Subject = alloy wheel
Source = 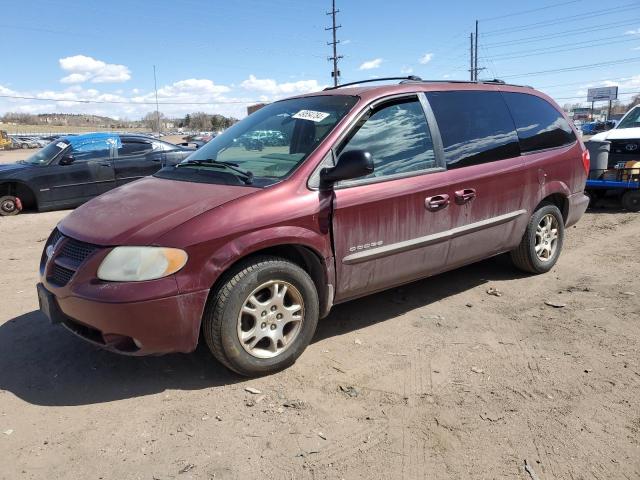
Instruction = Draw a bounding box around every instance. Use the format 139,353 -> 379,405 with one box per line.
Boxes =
535,213 -> 559,262
237,280 -> 304,359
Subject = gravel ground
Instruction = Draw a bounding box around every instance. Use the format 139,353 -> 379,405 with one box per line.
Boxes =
0,148 -> 639,480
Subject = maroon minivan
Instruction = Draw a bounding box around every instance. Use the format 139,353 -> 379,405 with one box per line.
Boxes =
37,78 -> 590,376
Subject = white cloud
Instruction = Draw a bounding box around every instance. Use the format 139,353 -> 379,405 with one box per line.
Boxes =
0,74 -> 327,120
59,55 -> 131,84
400,66 -> 413,74
0,84 -> 18,96
419,53 -> 434,65
239,75 -> 323,96
625,28 -> 640,35
359,58 -> 383,70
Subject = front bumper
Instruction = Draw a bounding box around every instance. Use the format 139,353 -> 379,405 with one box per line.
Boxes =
38,282 -> 209,355
566,191 -> 590,228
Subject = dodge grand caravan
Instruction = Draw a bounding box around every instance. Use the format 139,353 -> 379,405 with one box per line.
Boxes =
37,77 -> 590,376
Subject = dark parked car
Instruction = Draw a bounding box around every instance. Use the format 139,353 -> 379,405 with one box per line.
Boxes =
38,78 -> 589,376
581,121 -> 615,135
0,133 -> 194,215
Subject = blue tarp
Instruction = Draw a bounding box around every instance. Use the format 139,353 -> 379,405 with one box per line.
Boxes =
63,132 -> 121,152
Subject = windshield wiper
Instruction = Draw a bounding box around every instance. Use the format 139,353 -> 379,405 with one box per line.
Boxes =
177,159 -> 254,184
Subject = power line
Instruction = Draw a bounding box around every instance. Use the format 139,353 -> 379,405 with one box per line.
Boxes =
487,35 -> 640,61
479,0 -> 582,22
484,2 -> 640,36
501,57 -> 640,78
325,0 -> 343,87
538,75 -> 640,89
484,17 -> 640,48
0,94 -> 263,105
552,90 -> 640,100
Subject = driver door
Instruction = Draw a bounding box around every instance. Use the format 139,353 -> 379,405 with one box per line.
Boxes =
330,95 -> 452,302
41,143 -> 115,206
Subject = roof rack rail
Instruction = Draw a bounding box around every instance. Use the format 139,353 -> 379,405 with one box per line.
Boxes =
323,76 -> 423,90
324,77 -> 531,90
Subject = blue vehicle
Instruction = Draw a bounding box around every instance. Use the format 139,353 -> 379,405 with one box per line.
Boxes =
582,121 -> 615,135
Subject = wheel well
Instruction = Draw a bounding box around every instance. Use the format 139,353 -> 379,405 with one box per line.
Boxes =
538,193 -> 568,224
0,182 -> 37,210
211,244 -> 330,316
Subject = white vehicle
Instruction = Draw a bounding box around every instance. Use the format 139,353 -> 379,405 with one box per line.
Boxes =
589,105 -> 640,168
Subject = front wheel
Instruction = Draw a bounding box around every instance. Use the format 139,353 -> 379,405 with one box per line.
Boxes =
510,204 -> 564,274
0,195 -> 21,216
202,256 -> 319,376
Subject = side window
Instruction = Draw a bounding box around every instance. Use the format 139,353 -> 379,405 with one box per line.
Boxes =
502,92 -> 576,152
70,139 -> 112,162
340,98 -> 436,179
118,141 -> 154,156
426,91 -> 520,169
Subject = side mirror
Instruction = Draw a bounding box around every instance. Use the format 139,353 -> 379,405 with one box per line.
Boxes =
320,149 -> 374,189
59,153 -> 75,166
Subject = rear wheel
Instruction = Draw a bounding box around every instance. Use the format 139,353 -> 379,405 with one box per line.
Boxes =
621,190 -> 640,212
21,143 -> 28,149
202,256 -> 319,376
0,195 -> 21,216
510,204 -> 564,274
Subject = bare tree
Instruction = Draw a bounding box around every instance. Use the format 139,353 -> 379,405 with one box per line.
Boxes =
143,111 -> 166,131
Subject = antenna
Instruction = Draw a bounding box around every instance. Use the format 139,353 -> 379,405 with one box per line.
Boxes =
325,0 -> 343,87
153,65 -> 161,133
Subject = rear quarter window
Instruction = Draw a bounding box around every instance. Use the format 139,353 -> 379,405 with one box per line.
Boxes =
502,92 -> 576,153
425,90 -> 520,169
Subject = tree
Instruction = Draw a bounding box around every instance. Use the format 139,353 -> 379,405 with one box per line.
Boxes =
142,111 -> 166,132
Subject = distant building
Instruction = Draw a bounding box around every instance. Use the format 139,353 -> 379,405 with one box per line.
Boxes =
247,103 -> 267,115
571,107 -> 591,121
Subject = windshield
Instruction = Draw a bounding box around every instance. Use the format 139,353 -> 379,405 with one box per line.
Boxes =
23,140 -> 69,165
172,95 -> 358,185
617,106 -> 640,129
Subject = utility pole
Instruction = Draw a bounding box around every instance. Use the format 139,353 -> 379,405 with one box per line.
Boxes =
470,20 -> 485,81
153,65 -> 160,133
469,33 -> 474,81
325,0 -> 343,87
474,20 -> 479,81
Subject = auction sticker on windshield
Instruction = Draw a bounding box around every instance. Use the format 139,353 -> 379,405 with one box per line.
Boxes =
56,142 -> 68,149
292,110 -> 330,122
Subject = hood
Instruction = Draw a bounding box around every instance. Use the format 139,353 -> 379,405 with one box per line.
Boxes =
590,126 -> 640,142
0,162 -> 29,174
59,176 -> 259,246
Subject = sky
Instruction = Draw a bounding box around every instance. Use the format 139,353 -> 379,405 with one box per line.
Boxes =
1,0 -> 640,120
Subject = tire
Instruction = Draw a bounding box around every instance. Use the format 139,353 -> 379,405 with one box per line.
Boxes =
202,255 -> 319,376
621,190 -> 640,212
510,203 -> 564,274
0,195 -> 21,216
21,143 -> 28,149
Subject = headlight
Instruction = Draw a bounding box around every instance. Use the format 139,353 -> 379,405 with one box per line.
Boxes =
97,247 -> 188,282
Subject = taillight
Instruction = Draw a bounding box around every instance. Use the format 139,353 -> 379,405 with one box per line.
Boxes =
581,148 -> 590,175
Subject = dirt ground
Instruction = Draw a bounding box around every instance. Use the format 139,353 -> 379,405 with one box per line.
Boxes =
0,147 -> 639,479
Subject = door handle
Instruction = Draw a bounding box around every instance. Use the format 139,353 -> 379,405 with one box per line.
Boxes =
454,188 -> 476,204
425,194 -> 450,211
99,162 -> 111,167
